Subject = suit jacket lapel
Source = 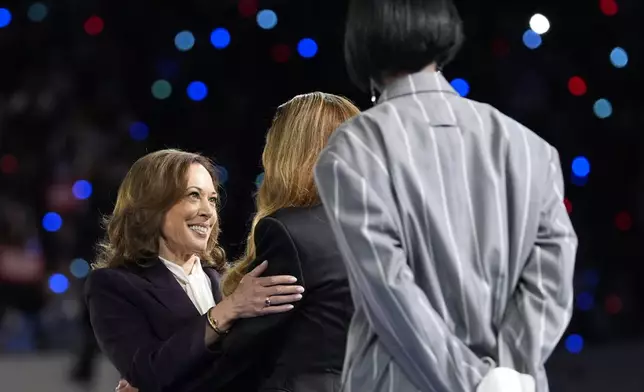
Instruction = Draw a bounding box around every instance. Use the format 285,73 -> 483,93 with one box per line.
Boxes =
132,258 -> 199,319
204,267 -> 223,303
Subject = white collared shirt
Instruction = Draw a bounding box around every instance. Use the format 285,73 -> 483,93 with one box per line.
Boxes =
159,255 -> 215,315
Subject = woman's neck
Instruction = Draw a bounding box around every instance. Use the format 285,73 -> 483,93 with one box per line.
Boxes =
158,241 -> 196,274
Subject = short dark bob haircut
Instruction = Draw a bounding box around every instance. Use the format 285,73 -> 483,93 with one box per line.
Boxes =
344,0 -> 464,92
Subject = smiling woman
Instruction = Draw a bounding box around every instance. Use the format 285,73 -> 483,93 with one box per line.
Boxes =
85,149 -> 304,392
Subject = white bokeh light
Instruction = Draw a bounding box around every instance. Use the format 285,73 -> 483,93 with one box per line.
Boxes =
529,13 -> 550,35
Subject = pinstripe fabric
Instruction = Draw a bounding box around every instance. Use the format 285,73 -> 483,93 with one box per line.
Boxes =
313,71 -> 578,392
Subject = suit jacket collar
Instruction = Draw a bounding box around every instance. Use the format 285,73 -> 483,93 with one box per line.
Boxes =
128,258 -> 223,318
378,70 -> 458,104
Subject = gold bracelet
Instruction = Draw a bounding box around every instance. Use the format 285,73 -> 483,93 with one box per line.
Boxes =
207,308 -> 230,335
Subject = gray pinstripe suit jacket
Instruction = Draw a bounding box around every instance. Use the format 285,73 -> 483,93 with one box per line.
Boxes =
314,71 -> 578,392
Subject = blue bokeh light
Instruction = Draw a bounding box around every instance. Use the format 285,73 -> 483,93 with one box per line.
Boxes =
0,8 -> 12,28
215,165 -> 229,184
450,78 -> 470,97
255,172 -> 265,188
572,156 -> 590,178
72,180 -> 93,200
257,9 -> 278,30
297,38 -> 318,58
187,81 -> 208,101
70,258 -> 90,279
593,98 -> 613,119
48,273 -> 69,294
210,28 -> 231,49
129,121 -> 149,141
576,292 -> 595,311
610,47 -> 628,68
565,334 -> 584,354
42,212 -> 62,232
174,31 -> 195,51
581,269 -> 600,288
27,3 -> 47,22
522,29 -> 542,50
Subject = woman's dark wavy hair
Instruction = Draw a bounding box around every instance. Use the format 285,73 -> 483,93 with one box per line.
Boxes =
93,149 -> 226,273
344,0 -> 465,91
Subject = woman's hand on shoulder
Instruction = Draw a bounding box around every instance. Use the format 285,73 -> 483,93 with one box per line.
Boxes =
225,260 -> 304,319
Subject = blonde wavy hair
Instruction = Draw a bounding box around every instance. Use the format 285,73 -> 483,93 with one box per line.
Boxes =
93,149 -> 227,272
221,92 -> 360,296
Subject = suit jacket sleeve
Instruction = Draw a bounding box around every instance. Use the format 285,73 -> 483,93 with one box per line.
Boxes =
314,125 -> 490,392
205,216 -> 305,388
496,147 -> 577,386
85,269 -> 220,391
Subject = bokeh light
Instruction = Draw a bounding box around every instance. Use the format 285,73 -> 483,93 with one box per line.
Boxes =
27,3 -> 48,22
42,212 -> 63,232
129,121 -> 149,141
581,269 -> 600,288
609,47 -> 628,68
593,98 -> 612,119
174,31 -> 195,51
568,76 -> 587,96
563,197 -> 572,214
572,156 -> 590,177
529,14 -> 550,35
271,44 -> 291,63
0,8 -> 12,28
605,294 -> 623,314
70,258 -> 90,279
238,0 -> 258,18
450,78 -> 470,97
522,29 -> 542,50
0,154 -> 18,174
187,81 -> 208,101
48,273 -> 69,294
255,172 -> 265,188
615,211 -> 632,231
600,0 -> 618,16
297,38 -> 318,58
151,80 -> 172,100
565,334 -> 584,354
210,28 -> 231,49
84,15 -> 104,36
72,180 -> 93,200
215,165 -> 229,184
257,9 -> 278,30
576,292 -> 594,311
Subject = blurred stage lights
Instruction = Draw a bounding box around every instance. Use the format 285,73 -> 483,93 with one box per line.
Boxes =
297,38 -> 318,58
130,121 -> 149,141
255,172 -> 265,188
581,269 -> 600,288
529,14 -> 550,35
615,211 -> 632,231
0,154 -> 18,174
593,98 -> 612,119
84,15 -> 104,36
187,81 -> 208,101
72,180 -> 93,200
605,294 -> 623,314
152,80 -> 172,100
563,197 -> 572,214
271,44 -> 291,63
215,165 -> 229,184
257,9 -> 278,30
610,47 -> 628,68
175,30 -> 195,51
565,334 -> 583,354
600,0 -> 618,16
211,28 -> 231,49
522,30 -> 542,50
568,76 -> 587,96
238,0 -> 258,18
49,273 -> 69,294
70,258 -> 90,279
571,156 -> 590,178
450,78 -> 470,97
27,3 -> 48,22
42,212 -> 63,232
0,8 -> 12,28
576,292 -> 594,311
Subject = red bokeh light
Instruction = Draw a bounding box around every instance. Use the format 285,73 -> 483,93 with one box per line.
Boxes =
84,15 -> 104,36
0,154 -> 18,174
238,0 -> 258,18
615,211 -> 632,231
492,39 -> 510,58
605,294 -> 622,314
599,0 -> 618,16
563,198 -> 572,214
568,76 -> 587,96
271,44 -> 291,63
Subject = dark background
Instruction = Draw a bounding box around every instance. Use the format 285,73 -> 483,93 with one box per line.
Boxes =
0,0 -> 642,390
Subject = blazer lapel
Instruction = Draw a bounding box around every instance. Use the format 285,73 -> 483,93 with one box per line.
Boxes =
204,267 -> 223,303
133,258 -> 199,319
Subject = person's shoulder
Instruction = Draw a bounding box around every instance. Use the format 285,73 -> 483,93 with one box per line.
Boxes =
85,264 -> 139,294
